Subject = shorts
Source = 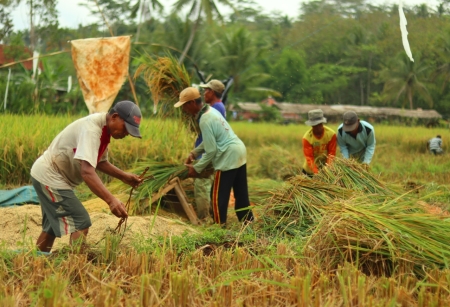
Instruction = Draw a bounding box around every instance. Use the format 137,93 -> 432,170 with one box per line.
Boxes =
31,177 -> 91,237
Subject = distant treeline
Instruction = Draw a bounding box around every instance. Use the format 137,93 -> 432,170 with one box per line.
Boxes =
1,0 -> 449,117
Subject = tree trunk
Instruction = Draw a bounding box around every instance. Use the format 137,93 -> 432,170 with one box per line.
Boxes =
135,0 -> 145,42
408,89 -> 413,110
178,4 -> 201,65
29,0 -> 35,51
360,75 -> 364,105
367,52 -> 372,104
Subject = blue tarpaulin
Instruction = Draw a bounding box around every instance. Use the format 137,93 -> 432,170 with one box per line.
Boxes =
0,186 -> 40,207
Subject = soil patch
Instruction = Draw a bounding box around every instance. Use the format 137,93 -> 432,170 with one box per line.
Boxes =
0,203 -> 198,250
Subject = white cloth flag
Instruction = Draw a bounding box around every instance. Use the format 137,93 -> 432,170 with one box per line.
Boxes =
399,2 -> 414,62
68,76 -> 72,93
4,69 -> 11,110
32,51 -> 40,79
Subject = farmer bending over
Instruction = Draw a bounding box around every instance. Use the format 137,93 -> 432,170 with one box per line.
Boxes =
302,109 -> 337,177
175,87 -> 254,227
427,135 -> 444,155
337,111 -> 376,167
31,101 -> 143,252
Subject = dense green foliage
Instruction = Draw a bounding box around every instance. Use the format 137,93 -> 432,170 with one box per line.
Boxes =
1,0 -> 450,117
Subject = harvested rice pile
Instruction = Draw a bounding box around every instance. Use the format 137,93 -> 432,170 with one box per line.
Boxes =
0,202 -> 197,250
261,158 -> 450,276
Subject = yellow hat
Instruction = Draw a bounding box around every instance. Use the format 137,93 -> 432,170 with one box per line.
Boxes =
174,87 -> 201,108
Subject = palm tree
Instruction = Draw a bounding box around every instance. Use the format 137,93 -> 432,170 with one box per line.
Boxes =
215,26 -> 264,93
172,0 -> 235,64
432,31 -> 450,92
12,0 -> 58,51
341,25 -> 377,106
378,53 -> 432,110
131,0 -> 163,42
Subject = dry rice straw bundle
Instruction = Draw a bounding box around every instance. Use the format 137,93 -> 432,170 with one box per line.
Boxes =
315,157 -> 397,195
135,52 -> 191,109
135,52 -> 197,132
263,176 -> 353,227
305,194 -> 450,277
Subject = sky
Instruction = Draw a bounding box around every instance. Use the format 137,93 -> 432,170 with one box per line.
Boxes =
11,0 -> 440,31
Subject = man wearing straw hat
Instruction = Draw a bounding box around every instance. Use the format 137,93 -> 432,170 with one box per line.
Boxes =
302,109 -> 337,177
30,100 -> 143,253
175,87 -> 254,227
337,111 -> 376,166
191,80 -> 227,220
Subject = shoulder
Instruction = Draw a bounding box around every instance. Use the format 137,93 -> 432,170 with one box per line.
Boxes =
360,120 -> 374,129
360,121 -> 374,135
212,103 -> 226,116
303,128 -> 313,139
200,108 -> 222,123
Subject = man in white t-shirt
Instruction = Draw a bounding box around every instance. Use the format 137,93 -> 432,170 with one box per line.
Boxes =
30,100 -> 143,252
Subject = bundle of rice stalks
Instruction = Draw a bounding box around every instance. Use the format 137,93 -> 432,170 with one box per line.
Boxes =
260,176 -> 353,236
257,145 -> 303,181
247,178 -> 285,205
131,161 -> 188,200
305,194 -> 450,277
135,52 -> 191,110
315,157 -> 398,195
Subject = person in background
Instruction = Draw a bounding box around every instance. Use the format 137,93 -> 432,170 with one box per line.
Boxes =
200,79 -> 226,117
31,101 -> 143,253
337,111 -> 376,166
191,80 -> 226,220
175,87 -> 254,227
302,109 -> 337,177
427,135 -> 444,155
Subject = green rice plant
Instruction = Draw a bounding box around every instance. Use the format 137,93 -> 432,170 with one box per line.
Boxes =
256,145 -> 303,181
0,114 -> 192,186
33,274 -> 69,307
100,232 -> 122,264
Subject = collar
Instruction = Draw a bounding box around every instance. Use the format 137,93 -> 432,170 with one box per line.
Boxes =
195,104 -> 210,122
193,104 -> 210,134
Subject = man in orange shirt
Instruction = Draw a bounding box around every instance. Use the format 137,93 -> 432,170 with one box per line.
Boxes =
302,109 -> 337,176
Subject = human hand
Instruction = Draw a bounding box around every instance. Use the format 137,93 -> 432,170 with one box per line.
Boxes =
362,163 -> 370,171
198,167 -> 215,178
185,164 -> 199,178
185,153 -> 195,165
122,173 -> 143,188
108,198 -> 128,218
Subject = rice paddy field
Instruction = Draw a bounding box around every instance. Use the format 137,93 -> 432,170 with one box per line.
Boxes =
1,113 -> 450,306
